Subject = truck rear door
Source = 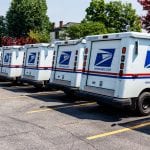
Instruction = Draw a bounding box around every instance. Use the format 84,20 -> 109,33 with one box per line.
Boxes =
86,40 -> 121,91
24,47 -> 39,77
54,44 -> 78,82
3,50 -> 12,67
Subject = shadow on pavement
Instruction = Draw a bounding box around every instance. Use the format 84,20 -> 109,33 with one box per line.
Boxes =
1,82 -> 149,135
117,117 -> 150,135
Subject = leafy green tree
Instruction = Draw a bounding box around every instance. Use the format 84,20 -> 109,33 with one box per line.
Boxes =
0,16 -> 8,46
28,29 -> 51,43
6,0 -> 51,42
0,16 -> 7,37
84,0 -> 142,32
65,22 -> 107,39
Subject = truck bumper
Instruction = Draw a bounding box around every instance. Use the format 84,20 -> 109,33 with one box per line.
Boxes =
21,78 -> 44,86
79,91 -> 132,107
0,74 -> 17,81
47,82 -> 79,91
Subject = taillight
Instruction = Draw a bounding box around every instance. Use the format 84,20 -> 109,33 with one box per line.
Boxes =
83,61 -> 86,66
120,63 -> 124,70
119,47 -> 126,77
75,50 -> 78,55
121,55 -> 125,62
119,70 -> 123,76
23,52 -> 25,66
74,62 -> 77,66
83,48 -> 88,72
74,50 -> 78,71
37,52 -> 40,67
52,51 -> 56,69
122,47 -> 126,54
85,48 -> 88,54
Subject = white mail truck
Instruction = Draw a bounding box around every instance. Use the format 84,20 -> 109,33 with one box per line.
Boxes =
80,32 -> 150,115
48,39 -> 86,96
21,43 -> 54,88
0,46 -> 24,81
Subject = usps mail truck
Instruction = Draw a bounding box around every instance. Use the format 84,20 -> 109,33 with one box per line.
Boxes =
0,46 -> 24,81
21,43 -> 54,88
49,39 -> 86,96
80,32 -> 150,115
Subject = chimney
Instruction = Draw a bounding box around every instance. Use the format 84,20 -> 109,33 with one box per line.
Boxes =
52,22 -> 55,30
59,21 -> 63,28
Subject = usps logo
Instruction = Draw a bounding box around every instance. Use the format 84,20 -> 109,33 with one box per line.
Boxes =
59,51 -> 72,65
95,49 -> 115,67
4,53 -> 10,63
28,52 -> 36,64
144,51 -> 150,68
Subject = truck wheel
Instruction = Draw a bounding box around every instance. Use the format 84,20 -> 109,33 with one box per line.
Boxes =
64,90 -> 77,102
34,84 -> 44,89
64,90 -> 74,97
137,92 -> 150,116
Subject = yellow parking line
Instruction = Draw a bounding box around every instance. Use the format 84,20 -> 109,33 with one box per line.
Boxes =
27,108 -> 53,114
72,102 -> 96,107
0,95 -> 27,100
87,122 -> 150,140
26,102 -> 97,114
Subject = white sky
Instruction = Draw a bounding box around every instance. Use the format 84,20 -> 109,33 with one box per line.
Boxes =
0,0 -> 146,26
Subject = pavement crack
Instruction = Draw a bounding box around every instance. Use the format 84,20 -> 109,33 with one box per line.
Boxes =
0,131 -> 32,139
5,115 -> 45,130
56,126 -> 99,150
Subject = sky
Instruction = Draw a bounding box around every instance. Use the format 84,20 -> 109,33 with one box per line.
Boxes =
0,0 -> 146,26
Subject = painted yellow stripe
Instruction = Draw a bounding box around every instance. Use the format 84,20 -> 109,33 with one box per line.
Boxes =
87,122 -> 150,140
27,108 -> 53,114
27,102 -> 96,114
72,102 -> 96,107
1,95 -> 27,100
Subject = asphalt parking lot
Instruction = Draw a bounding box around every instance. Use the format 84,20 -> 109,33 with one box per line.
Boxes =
0,81 -> 149,150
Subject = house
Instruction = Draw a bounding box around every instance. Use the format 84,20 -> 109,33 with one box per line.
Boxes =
50,21 -> 79,42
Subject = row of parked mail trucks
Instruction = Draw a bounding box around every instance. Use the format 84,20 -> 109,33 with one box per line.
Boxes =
0,32 -> 150,115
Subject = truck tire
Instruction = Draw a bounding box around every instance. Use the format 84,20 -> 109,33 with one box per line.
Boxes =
34,84 -> 44,89
137,92 -> 150,116
64,90 -> 74,97
64,90 -> 77,102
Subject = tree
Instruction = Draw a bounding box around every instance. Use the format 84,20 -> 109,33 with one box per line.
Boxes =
0,16 -> 7,46
6,0 -> 51,42
65,22 -> 107,39
0,16 -> 7,37
138,0 -> 150,32
28,29 -> 51,43
84,0 -> 142,32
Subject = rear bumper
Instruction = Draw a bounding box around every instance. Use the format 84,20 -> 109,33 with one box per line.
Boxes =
79,91 -> 132,107
47,82 -> 79,91
21,78 -> 44,86
0,74 -> 17,81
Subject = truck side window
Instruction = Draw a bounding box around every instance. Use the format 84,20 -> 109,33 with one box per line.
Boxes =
135,41 -> 139,55
133,40 -> 139,61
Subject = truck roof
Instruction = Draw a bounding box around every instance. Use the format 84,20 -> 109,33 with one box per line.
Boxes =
55,39 -> 86,46
25,43 -> 50,48
2,45 -> 23,50
86,32 -> 150,41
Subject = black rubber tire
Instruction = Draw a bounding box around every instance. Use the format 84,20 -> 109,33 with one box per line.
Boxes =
34,84 -> 44,89
63,90 -> 77,102
64,90 -> 74,97
96,101 -> 104,106
137,92 -> 150,116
